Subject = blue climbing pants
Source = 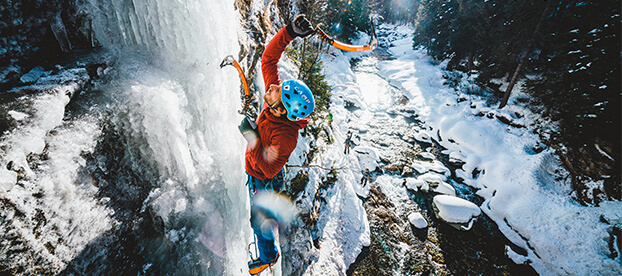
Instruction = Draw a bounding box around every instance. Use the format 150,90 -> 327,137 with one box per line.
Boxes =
247,169 -> 285,264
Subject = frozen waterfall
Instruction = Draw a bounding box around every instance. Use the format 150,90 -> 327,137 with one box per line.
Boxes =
1,0 -> 252,274
86,0 -> 250,273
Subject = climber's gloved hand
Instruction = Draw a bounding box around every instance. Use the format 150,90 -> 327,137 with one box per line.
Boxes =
238,117 -> 259,143
287,14 -> 315,38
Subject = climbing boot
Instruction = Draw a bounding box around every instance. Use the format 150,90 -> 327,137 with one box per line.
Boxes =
248,252 -> 279,275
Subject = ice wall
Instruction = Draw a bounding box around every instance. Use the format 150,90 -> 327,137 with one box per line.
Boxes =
87,0 -> 249,273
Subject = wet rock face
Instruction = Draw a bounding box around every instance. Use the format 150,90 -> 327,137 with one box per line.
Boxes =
0,0 -> 94,89
233,0 -> 284,95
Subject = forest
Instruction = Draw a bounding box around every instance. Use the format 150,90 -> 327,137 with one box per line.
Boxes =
281,0 -> 620,205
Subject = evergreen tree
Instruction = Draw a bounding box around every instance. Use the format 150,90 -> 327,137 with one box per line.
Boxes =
375,0 -> 418,23
496,0 -> 552,79
326,0 -> 373,43
413,0 -> 502,71
499,0 -> 552,107
414,0 -> 554,83
473,0 -> 544,83
526,0 -> 620,191
413,0 -> 454,60
412,0 -> 620,200
447,0 -> 492,71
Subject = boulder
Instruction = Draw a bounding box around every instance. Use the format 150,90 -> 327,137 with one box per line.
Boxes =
408,212 -> 428,229
432,195 -> 481,230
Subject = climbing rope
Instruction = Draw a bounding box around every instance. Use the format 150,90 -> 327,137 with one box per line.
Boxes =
285,164 -> 348,171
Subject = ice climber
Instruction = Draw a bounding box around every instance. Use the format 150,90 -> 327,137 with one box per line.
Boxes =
238,15 -> 316,275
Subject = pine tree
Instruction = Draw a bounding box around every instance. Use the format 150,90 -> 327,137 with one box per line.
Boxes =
413,0 -> 557,86
472,0 -> 538,83
413,0 -> 503,72
412,0 -> 621,200
413,0 -> 454,60
326,0 -> 373,43
526,0 -> 620,191
375,0 -> 418,23
447,0 -> 493,71
499,0 -> 552,108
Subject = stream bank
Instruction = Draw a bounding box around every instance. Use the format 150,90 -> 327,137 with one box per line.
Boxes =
338,39 -> 538,275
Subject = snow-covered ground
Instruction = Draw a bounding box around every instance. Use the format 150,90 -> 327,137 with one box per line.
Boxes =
291,24 -> 621,275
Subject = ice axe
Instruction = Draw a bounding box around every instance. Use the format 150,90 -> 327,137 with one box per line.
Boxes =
314,17 -> 378,52
219,55 -> 254,118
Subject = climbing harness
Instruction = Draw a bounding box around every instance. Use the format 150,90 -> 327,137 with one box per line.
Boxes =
315,17 -> 378,52
246,169 -> 286,195
219,55 -> 256,119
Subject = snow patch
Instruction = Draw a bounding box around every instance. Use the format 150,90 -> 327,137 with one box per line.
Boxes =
433,194 -> 481,225
8,110 -> 29,121
408,212 -> 428,229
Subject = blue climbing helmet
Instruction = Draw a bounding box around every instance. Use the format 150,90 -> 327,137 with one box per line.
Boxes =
281,79 -> 315,121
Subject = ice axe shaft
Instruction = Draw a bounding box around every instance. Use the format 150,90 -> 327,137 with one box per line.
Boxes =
220,55 -> 252,117
314,18 -> 377,52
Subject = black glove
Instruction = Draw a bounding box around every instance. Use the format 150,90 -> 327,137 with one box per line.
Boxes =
286,14 -> 315,38
238,117 -> 259,143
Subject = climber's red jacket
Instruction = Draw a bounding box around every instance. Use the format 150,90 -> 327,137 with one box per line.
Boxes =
245,27 -> 308,180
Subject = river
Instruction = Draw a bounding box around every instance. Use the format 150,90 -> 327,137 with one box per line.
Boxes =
342,38 -> 538,275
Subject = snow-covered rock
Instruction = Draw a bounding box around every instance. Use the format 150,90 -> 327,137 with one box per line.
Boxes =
414,131 -> 431,143
0,168 -> 17,192
432,181 -> 456,196
449,151 -> 467,164
428,161 -> 450,176
353,146 -> 380,171
405,177 -> 427,192
20,66 -> 45,83
418,151 -> 435,160
432,195 -> 481,230
410,160 -> 450,177
408,212 -> 428,229
8,110 -> 29,121
418,172 -> 447,186
410,162 -> 428,174
506,245 -> 529,265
